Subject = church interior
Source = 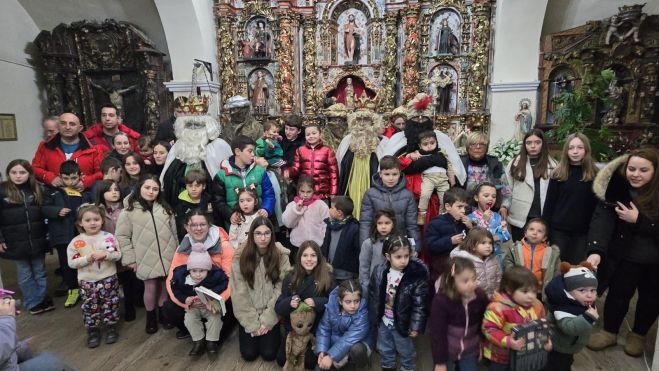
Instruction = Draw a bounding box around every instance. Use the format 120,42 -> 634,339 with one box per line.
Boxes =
0,0 -> 658,370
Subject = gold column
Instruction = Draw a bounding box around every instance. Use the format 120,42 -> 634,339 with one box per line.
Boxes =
277,15 -> 295,113
217,16 -> 237,103
402,9 -> 420,103
467,4 -> 491,112
378,13 -> 398,112
303,17 -> 317,115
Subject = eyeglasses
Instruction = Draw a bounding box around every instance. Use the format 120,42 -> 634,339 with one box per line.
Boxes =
254,231 -> 272,238
188,223 -> 208,229
469,143 -> 487,148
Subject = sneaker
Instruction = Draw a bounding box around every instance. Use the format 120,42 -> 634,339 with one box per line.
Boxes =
42,297 -> 56,312
29,303 -> 47,315
64,289 -> 80,308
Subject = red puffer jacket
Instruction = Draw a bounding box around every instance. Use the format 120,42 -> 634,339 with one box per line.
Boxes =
84,123 -> 140,155
32,134 -> 103,189
288,142 -> 338,199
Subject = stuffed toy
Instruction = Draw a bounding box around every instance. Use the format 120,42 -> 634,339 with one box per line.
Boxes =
284,303 -> 316,371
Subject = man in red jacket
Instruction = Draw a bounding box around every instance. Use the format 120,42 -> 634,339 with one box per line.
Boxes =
84,104 -> 140,155
32,113 -> 103,190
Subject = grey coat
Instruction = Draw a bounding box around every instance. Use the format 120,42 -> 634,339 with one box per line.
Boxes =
359,174 -> 420,249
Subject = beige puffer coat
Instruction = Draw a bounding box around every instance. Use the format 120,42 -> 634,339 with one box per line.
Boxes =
116,202 -> 178,280
230,242 -> 291,333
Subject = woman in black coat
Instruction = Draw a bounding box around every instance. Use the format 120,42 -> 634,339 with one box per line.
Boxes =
586,148 -> 659,357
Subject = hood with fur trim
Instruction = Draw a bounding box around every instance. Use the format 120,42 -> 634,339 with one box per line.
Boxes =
592,154 -> 629,202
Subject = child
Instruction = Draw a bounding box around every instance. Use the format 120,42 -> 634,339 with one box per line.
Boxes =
368,235 -> 429,371
0,159 -> 56,314
503,218 -> 560,300
67,204 -> 122,348
542,133 -> 598,264
256,120 -> 286,168
285,124 -> 338,200
147,141 -> 171,177
282,176 -> 329,257
505,129 -> 557,241
359,209 -> 396,294
228,188 -> 260,249
315,279 -> 371,370
174,169 -> 212,241
214,135 -> 275,228
118,152 -> 146,195
450,228 -> 502,298
137,135 -> 154,164
425,188 -> 473,282
116,175 -> 178,334
482,266 -> 552,370
90,156 -> 122,197
543,262 -> 598,371
44,160 -> 93,308
401,131 -> 454,225
275,240 -> 335,368
430,257 -> 489,371
280,115 -> 305,202
468,181 -> 511,265
321,196 -> 360,283
170,242 -> 229,356
359,155 -> 420,248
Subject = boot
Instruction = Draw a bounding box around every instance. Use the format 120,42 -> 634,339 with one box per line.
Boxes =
124,302 -> 136,322
87,328 -> 101,348
624,332 -> 646,357
106,325 -> 118,344
145,310 -> 158,334
206,340 -> 219,354
587,330 -> 617,351
189,339 -> 206,356
417,211 -> 426,225
158,306 -> 173,329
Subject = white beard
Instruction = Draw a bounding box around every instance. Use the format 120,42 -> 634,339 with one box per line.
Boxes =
173,115 -> 222,164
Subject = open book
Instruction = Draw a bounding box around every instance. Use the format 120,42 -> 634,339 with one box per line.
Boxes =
194,286 -> 226,316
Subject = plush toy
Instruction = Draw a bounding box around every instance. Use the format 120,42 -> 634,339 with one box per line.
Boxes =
284,303 -> 316,371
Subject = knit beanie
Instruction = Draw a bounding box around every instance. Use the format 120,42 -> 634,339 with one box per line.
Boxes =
561,262 -> 598,291
187,243 -> 212,271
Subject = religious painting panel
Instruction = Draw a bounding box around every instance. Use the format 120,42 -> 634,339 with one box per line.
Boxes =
242,17 -> 274,61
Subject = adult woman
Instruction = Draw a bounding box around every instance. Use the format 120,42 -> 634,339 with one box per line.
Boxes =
459,132 -> 510,218
586,147 -> 659,357
163,209 -> 234,350
275,240 -> 335,368
505,129 -> 557,241
231,216 -> 291,361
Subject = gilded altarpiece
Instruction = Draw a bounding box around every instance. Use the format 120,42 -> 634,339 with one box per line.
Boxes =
216,0 -> 494,136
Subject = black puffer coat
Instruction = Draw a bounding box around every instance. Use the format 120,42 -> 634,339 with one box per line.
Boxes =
587,154 -> 659,294
0,184 -> 58,260
368,258 -> 429,337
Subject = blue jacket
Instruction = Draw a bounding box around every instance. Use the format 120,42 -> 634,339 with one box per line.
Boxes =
43,186 -> 92,246
425,213 -> 468,255
170,264 -> 229,304
321,217 -> 360,274
315,287 -> 370,361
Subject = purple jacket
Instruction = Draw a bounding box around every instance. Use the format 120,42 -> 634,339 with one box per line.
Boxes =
430,288 -> 489,364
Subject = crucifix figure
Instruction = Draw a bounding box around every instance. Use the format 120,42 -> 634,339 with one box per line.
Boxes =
90,81 -> 137,114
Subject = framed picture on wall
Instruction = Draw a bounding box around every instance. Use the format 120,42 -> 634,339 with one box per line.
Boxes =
0,114 -> 17,141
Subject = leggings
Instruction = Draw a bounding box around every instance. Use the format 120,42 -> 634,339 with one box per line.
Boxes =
142,278 -> 168,311
238,323 -> 280,362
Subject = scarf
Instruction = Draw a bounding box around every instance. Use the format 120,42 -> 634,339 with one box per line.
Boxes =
294,194 -> 321,207
326,216 -> 352,230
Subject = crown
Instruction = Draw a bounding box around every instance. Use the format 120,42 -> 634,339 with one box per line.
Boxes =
175,94 -> 210,115
355,91 -> 376,111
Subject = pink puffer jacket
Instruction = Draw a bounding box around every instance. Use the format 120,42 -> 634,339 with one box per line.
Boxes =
450,248 -> 502,298
288,142 -> 338,199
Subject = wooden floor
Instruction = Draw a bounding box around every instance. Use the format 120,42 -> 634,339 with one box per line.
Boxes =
1,255 -> 655,371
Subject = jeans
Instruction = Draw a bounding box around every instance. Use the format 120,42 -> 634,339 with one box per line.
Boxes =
18,352 -> 75,371
15,256 -> 47,310
377,322 -> 415,371
447,355 -> 479,371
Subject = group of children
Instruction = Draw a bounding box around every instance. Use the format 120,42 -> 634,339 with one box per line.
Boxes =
0,115 -> 634,371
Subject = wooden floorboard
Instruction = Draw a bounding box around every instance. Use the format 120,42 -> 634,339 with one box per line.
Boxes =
1,254 -> 655,370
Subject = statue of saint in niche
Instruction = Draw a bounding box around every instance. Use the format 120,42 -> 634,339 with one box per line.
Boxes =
343,14 -> 363,65
435,68 -> 454,114
252,20 -> 272,58
514,99 -> 533,141
435,17 -> 459,55
250,70 -> 270,112
344,77 -> 356,109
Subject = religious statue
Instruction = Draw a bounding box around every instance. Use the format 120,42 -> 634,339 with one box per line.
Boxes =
605,10 -> 647,45
253,20 -> 272,58
343,14 -> 362,65
514,99 -> 533,141
323,103 -> 349,149
602,79 -> 626,126
90,81 -> 137,114
435,17 -> 459,55
241,39 -> 253,59
222,95 -> 263,143
344,77 -> 356,110
435,68 -> 454,114
251,70 -> 269,113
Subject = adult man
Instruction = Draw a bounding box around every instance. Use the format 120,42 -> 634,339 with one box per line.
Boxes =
84,104 -> 140,155
32,113 -> 103,190
154,97 -> 186,144
41,116 -> 59,140
221,96 -> 263,144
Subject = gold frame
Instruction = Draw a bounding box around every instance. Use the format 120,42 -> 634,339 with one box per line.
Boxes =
0,114 -> 17,141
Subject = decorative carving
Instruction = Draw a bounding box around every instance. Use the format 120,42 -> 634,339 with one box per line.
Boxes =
467,3 -> 490,112
303,18 -> 317,115
378,13 -> 398,112
402,9 -> 420,102
277,15 -> 295,113
218,16 -> 237,103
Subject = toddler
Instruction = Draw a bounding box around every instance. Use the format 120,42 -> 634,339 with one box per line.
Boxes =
450,228 -> 502,297
228,188 -> 260,249
468,181 -> 511,265
256,120 -> 286,168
